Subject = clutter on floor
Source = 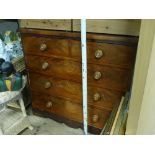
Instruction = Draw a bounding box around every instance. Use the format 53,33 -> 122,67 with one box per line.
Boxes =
0,31 -> 25,93
0,30 -> 32,135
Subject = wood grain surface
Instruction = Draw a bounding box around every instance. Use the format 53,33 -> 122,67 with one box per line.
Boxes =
32,91 -> 111,129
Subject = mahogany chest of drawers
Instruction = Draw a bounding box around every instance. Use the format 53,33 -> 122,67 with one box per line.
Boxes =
20,28 -> 138,134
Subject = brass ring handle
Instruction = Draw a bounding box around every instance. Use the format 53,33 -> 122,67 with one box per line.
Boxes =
40,43 -> 47,51
95,49 -> 103,59
46,101 -> 53,108
94,71 -> 102,80
92,114 -> 99,123
42,62 -> 49,70
93,93 -> 101,101
44,81 -> 51,89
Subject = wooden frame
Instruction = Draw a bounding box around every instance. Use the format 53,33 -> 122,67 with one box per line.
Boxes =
19,19 -> 141,36
73,19 -> 141,36
19,19 -> 72,31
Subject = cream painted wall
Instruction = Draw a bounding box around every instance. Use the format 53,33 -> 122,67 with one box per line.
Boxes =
136,30 -> 155,134
126,20 -> 155,134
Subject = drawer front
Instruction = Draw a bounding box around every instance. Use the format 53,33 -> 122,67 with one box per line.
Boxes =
70,40 -> 136,69
25,55 -> 82,83
26,55 -> 131,91
88,64 -> 132,91
88,87 -> 122,110
29,72 -> 82,101
32,91 -> 111,129
29,72 -> 123,110
22,36 -> 69,57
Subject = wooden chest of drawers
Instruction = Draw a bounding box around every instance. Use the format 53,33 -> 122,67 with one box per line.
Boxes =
21,28 -> 138,134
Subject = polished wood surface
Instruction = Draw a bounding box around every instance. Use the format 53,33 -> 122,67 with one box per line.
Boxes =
29,72 -> 123,110
26,55 -> 82,83
22,34 -> 136,69
88,64 -> 132,91
26,55 -> 131,91
20,28 -> 138,45
22,36 -> 69,58
32,91 -> 111,129
21,28 -> 137,133
70,40 -> 136,69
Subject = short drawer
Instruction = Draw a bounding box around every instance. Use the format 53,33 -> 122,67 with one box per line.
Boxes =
22,36 -> 69,57
32,91 -> 111,129
70,40 -> 136,69
25,55 -> 82,83
29,72 -> 123,110
88,64 -> 132,91
88,87 -> 122,110
29,72 -> 82,102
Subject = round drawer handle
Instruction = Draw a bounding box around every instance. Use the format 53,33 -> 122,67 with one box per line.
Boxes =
44,81 -> 51,89
40,43 -> 47,51
42,62 -> 49,70
93,93 -> 101,101
92,114 -> 99,123
94,71 -> 102,80
95,49 -> 103,59
46,101 -> 53,108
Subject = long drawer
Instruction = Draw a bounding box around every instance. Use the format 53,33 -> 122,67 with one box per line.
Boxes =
29,72 -> 123,110
32,91 -> 111,129
22,35 -> 136,69
26,55 -> 131,91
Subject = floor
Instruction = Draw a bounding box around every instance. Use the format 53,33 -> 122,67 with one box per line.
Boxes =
21,114 -> 84,135
0,104 -> 86,135
20,106 -> 84,135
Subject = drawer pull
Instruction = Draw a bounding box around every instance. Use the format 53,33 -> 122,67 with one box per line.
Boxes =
42,62 -> 49,70
46,101 -> 53,108
93,93 -> 101,101
92,114 -> 99,123
95,49 -> 103,59
40,43 -> 47,51
94,71 -> 102,80
44,81 -> 51,89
